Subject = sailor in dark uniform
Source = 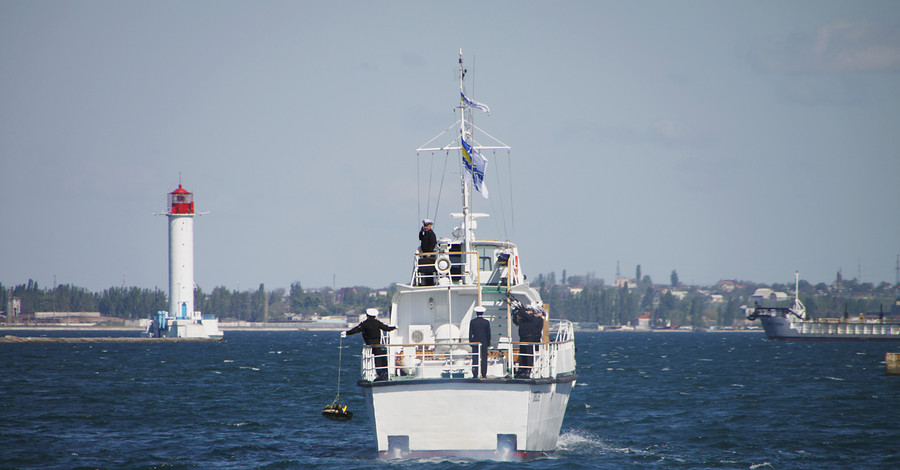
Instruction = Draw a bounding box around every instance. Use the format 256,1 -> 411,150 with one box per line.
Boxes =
342,308 -> 397,381
418,219 -> 438,286
469,306 -> 491,378
513,303 -> 544,378
419,219 -> 437,253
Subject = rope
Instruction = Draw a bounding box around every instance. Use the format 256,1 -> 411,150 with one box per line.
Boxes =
507,149 -> 516,241
333,336 -> 343,404
432,150 -> 450,223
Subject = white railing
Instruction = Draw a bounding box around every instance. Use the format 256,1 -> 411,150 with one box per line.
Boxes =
360,320 -> 575,382
411,251 -> 474,286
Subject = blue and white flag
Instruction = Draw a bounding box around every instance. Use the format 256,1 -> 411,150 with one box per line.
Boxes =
460,91 -> 490,114
460,137 -> 489,198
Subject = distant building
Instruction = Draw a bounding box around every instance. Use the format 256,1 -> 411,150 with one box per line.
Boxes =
717,280 -> 737,292
615,277 -> 635,289
751,288 -> 788,301
636,312 -> 652,330
34,311 -> 102,320
670,290 -> 688,300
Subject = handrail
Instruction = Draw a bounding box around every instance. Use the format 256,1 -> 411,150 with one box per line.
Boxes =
360,321 -> 575,382
411,250 -> 478,286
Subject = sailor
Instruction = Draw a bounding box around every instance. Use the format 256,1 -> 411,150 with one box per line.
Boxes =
469,306 -> 491,378
417,219 -> 438,286
513,303 -> 544,378
419,219 -> 437,253
342,308 -> 397,381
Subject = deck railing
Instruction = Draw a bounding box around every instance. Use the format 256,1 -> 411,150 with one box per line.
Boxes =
360,320 -> 575,382
412,251 -> 475,286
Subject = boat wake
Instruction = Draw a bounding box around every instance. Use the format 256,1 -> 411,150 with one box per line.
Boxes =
558,429 -> 653,457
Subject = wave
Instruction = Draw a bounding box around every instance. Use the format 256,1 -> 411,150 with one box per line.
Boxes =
558,429 -> 653,457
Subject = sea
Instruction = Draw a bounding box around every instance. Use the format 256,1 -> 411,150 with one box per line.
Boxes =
1,330 -> 898,469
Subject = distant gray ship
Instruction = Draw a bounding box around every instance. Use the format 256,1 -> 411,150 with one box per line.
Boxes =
748,272 -> 900,341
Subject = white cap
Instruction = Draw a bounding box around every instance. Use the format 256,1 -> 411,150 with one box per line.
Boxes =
474,306 -> 486,315
423,219 -> 433,225
366,308 -> 379,317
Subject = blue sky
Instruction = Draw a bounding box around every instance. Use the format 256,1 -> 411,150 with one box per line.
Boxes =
2,1 -> 899,293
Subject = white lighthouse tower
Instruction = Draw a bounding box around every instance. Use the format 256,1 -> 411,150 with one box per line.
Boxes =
168,184 -> 196,321
150,183 -> 222,339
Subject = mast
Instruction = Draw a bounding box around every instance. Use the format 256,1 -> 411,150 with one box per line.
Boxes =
793,271 -> 807,320
458,49 -> 473,255
417,50 -> 510,282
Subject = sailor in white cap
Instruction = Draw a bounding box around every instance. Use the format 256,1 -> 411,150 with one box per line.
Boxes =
342,308 -> 397,381
468,305 -> 491,378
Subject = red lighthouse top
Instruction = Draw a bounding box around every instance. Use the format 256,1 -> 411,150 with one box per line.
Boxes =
168,184 -> 194,214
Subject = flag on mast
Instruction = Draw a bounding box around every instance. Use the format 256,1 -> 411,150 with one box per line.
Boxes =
461,137 -> 489,198
460,91 -> 490,114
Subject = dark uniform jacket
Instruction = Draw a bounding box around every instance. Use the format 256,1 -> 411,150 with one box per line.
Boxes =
346,317 -> 396,345
469,316 -> 491,346
513,307 -> 543,343
419,228 -> 437,253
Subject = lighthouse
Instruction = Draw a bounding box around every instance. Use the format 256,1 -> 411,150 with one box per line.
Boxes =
151,182 -> 222,339
167,184 -> 196,321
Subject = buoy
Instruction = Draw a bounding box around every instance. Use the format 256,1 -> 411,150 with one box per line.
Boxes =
322,402 -> 353,421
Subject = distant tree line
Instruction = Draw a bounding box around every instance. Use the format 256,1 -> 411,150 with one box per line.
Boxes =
2,268 -> 896,327
1,280 -> 393,322
535,269 -> 899,328
0,280 -> 167,320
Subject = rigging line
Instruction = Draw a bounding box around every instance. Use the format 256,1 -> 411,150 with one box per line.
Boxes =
490,149 -> 509,242
427,151 -> 435,218
470,124 -> 510,149
433,149 -> 451,223
507,149 -> 516,242
416,120 -> 462,152
416,152 -> 422,222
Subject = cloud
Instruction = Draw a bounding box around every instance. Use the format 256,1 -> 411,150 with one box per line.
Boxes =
742,19 -> 900,74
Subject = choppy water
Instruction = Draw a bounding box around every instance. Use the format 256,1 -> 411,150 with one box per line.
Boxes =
1,330 -> 898,469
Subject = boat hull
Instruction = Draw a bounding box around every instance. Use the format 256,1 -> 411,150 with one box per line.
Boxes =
760,316 -> 900,341
359,376 -> 576,458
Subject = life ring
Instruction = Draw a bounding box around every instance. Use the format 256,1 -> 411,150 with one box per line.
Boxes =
436,255 -> 451,274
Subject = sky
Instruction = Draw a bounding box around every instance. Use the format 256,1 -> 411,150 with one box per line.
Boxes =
2,1 -> 899,294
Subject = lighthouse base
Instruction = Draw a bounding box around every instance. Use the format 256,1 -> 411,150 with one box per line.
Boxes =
171,318 -> 223,339
148,314 -> 223,339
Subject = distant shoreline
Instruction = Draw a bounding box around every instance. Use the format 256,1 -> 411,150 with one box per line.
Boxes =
0,325 -> 347,332
0,325 -> 760,334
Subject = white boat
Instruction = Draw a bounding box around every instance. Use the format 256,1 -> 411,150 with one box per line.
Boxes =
355,51 -> 577,459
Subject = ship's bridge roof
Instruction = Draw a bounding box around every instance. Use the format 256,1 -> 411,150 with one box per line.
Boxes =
472,239 -> 516,249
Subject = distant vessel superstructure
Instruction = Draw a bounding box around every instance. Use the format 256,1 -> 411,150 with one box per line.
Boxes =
748,272 -> 900,341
